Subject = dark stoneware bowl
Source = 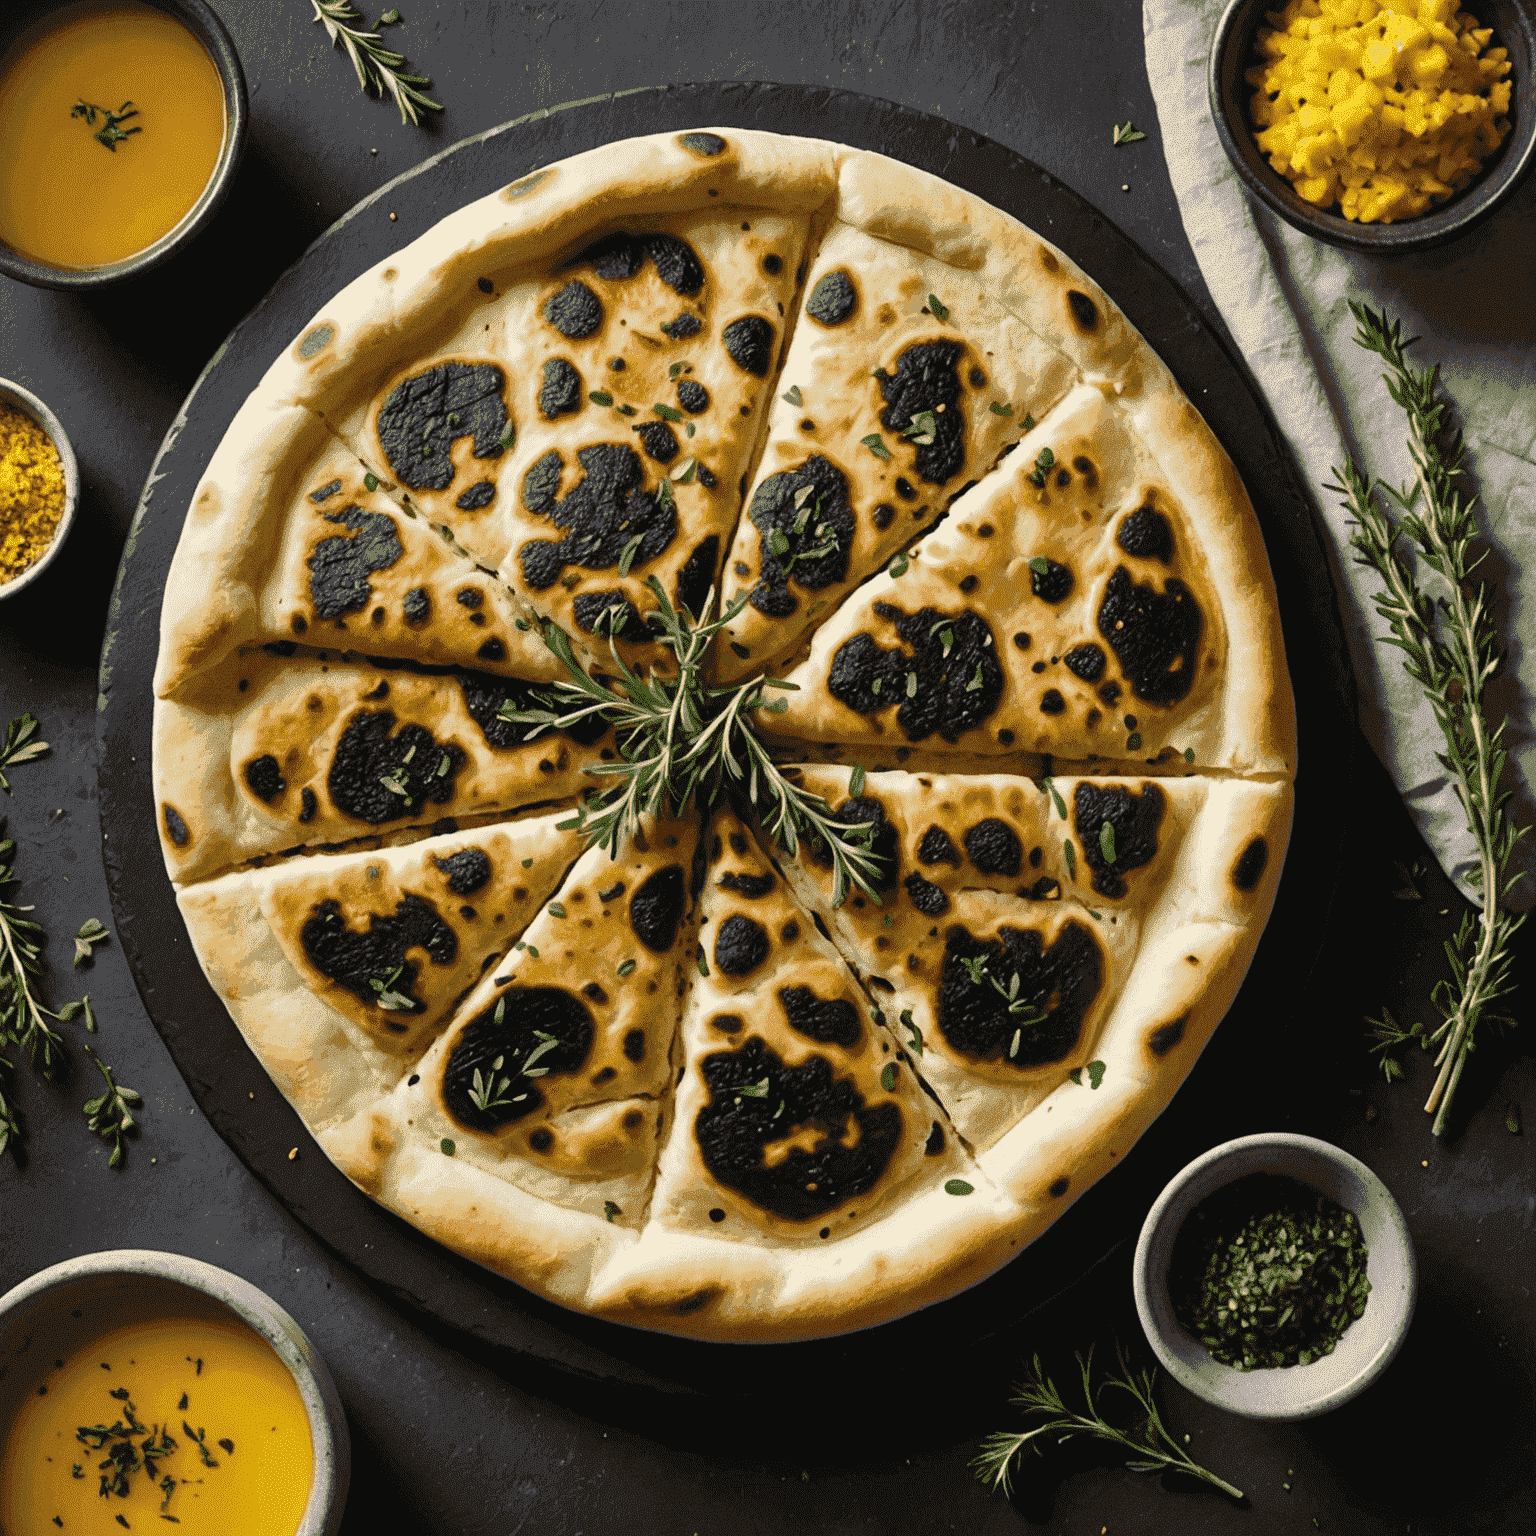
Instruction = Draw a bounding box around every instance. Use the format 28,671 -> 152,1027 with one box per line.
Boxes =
1210,0 -> 1536,253
0,0 -> 248,290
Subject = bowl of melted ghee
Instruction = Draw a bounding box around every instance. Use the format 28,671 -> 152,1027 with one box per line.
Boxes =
0,1251 -> 348,1536
0,0 -> 247,288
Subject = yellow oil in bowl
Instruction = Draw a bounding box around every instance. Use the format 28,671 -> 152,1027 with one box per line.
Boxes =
0,0 -> 227,270
0,1294 -> 314,1536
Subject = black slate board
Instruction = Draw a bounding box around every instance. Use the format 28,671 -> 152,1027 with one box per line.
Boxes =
97,83 -> 1353,1416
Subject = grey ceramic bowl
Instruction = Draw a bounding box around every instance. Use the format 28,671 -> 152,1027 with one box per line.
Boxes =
1210,0 -> 1536,253
0,1250 -> 349,1534
0,0 -> 248,290
1133,1133 -> 1416,1420
0,378 -> 79,599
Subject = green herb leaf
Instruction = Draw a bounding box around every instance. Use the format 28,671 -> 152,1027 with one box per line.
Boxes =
1064,838 -> 1077,879
616,959 -> 636,977
1028,557 -> 1049,575
589,390 -> 614,407
887,552 -> 909,578
1183,747 -> 1195,764
1022,413 -> 1036,431
1098,822 -> 1116,865
880,1063 -> 897,1091
72,99 -> 141,152
0,713 -> 48,792
738,1077 -> 770,1098
926,293 -> 950,322
73,918 -> 110,967
862,432 -> 892,461
989,401 -> 1013,417
440,1138 -> 455,1155
1043,778 -> 1067,820
783,385 -> 802,407
848,764 -> 867,797
944,1178 -> 973,1196
1112,120 -> 1148,146
653,402 -> 684,422
604,1199 -> 621,1221
617,532 -> 646,578
546,902 -> 566,918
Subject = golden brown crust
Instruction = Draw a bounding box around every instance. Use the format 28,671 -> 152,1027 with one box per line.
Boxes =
154,127 -> 1297,1340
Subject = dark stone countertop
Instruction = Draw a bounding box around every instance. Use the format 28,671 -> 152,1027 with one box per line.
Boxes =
1,4 -> 1530,1534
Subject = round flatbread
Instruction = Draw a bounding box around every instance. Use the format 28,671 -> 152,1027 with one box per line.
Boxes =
153,127 -> 1296,1341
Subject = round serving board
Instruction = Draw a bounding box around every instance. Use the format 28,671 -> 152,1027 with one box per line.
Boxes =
98,83 -> 1353,1410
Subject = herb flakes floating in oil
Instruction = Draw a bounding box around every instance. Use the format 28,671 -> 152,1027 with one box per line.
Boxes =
972,1342 -> 1242,1501
71,99 -> 141,151
311,0 -> 442,126
1170,1173 -> 1370,1371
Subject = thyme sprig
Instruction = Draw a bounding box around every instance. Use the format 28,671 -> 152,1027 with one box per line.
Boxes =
82,1050 -> 141,1168
972,1344 -> 1243,1502
496,579 -> 884,906
311,0 -> 442,126
1329,303 -> 1528,1136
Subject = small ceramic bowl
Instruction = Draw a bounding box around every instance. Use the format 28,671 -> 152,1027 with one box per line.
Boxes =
0,378 -> 79,599
1210,0 -> 1536,253
1133,1133 -> 1416,1420
0,0 -> 248,289
0,1250 -> 349,1534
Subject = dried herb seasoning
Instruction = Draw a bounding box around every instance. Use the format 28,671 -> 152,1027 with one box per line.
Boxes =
1171,1173 -> 1370,1370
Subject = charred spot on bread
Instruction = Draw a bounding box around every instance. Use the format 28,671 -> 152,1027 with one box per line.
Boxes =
538,358 -> 583,419
661,312 -> 702,340
714,913 -> 771,976
434,848 -> 492,896
328,712 -> 465,824
244,754 -> 286,804
925,1121 -> 945,1155
903,871 -> 950,917
572,591 -> 656,644
1066,291 -> 1100,332
1149,1014 -> 1188,1057
721,315 -> 775,377
632,420 -> 680,463
805,269 -> 857,326
1232,836 -> 1269,892
298,788 -> 318,823
695,1036 -> 901,1220
827,607 -> 1003,744
1097,566 -> 1202,707
917,825 -> 961,868
163,803 -> 190,846
676,379 -> 709,414
1117,505 -> 1174,564
443,987 -> 594,1130
746,455 -> 855,617
678,131 -> 726,156
544,279 -> 603,339
402,586 -> 429,625
521,450 -> 563,513
623,1028 -> 647,1062
675,535 -> 720,623
878,340 -> 965,485
518,444 -> 675,591
1075,781 -> 1165,899
377,362 -> 509,491
1030,559 -> 1074,604
455,480 -> 495,511
1064,643 -> 1106,683
310,478 -> 342,503
778,985 -> 861,1047
308,506 -> 404,620
1049,1176 -> 1069,1197
937,922 -> 1103,1066
964,819 -> 1023,878
300,894 -> 456,1019
630,865 -> 686,953
717,870 -> 774,899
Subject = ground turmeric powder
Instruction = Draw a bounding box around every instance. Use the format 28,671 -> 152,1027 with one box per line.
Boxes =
0,401 -> 66,586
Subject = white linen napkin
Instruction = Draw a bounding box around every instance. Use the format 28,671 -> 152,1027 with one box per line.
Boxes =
1143,0 -> 1535,908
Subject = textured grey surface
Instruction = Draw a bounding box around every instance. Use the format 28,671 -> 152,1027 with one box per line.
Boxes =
1,4 -> 1532,1535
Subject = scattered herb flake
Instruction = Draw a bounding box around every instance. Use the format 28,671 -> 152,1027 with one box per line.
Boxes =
782,385 -> 803,407
944,1178 -> 973,1196
880,1063 -> 897,1091
926,293 -> 950,322
861,433 -> 892,461
1113,120 -> 1148,146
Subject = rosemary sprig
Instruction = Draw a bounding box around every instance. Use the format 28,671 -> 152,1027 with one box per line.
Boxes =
0,712 -> 47,793
497,579 -> 884,906
972,1344 -> 1242,1501
311,0 -> 443,126
1329,303 -> 1528,1136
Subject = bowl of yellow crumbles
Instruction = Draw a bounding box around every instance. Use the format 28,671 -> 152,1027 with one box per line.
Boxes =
0,379 -> 78,599
1211,0 -> 1534,252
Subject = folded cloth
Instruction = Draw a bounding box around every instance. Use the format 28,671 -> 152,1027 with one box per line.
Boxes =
1143,0 -> 1535,909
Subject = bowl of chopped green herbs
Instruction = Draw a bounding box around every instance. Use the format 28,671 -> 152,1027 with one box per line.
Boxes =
1133,1133 -> 1416,1420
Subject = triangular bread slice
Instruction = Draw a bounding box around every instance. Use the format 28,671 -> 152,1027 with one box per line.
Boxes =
314,813 -> 702,1307
153,646 -> 610,884
176,813 -> 580,1127
767,383 -> 1296,775
585,807 -> 1022,1340
711,216 -> 1080,681
770,764 -> 1292,1176
155,401 -> 563,698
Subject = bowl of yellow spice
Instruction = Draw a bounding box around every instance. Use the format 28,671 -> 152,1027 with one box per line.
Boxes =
1210,0 -> 1534,252
0,379 -> 77,599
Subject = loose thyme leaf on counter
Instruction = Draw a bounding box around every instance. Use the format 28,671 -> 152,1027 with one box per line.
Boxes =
74,917 -> 110,967
311,0 -> 442,126
972,1343 -> 1242,1501
1112,120 -> 1147,146
1331,302 -> 1529,1136
0,712 -> 48,793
